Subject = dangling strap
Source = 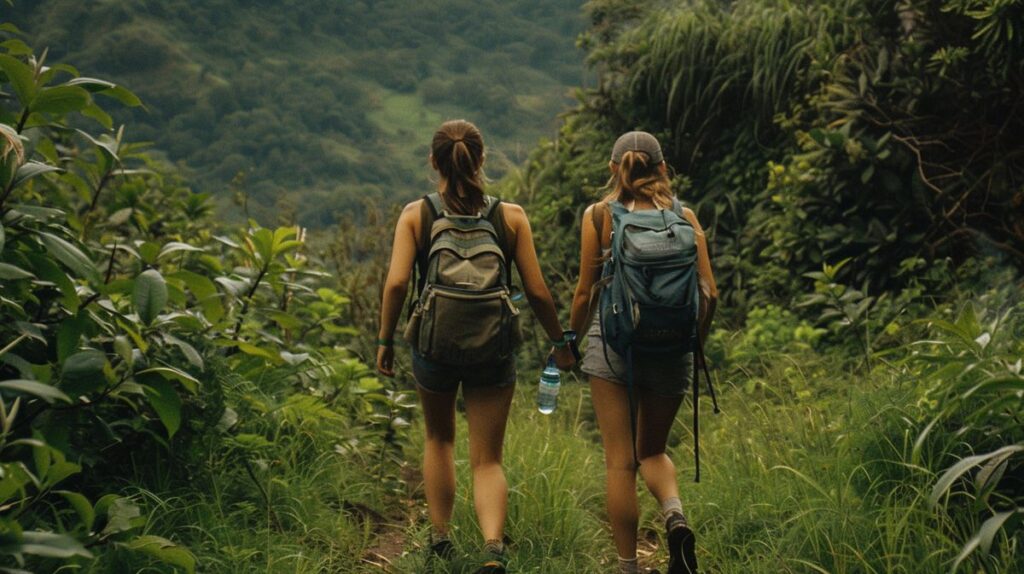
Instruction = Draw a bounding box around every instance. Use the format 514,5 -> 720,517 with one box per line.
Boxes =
626,346 -> 640,470
691,330 -> 720,483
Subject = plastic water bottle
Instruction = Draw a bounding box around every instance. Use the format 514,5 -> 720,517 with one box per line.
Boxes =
537,357 -> 561,415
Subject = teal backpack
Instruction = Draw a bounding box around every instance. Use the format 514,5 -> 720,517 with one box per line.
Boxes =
595,198 -> 720,481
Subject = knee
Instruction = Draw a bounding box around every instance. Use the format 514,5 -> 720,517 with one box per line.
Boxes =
637,451 -> 671,467
424,433 -> 455,450
470,451 -> 503,470
604,454 -> 639,474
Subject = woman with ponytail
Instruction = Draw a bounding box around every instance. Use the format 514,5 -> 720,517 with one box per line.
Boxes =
568,132 -> 718,574
377,120 -> 574,573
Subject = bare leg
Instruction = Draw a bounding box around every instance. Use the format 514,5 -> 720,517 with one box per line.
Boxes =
417,385 -> 458,535
463,383 -> 516,542
636,390 -> 684,504
590,376 -> 639,559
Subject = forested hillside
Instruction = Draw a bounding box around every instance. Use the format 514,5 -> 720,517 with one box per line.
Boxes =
5,1 -> 585,225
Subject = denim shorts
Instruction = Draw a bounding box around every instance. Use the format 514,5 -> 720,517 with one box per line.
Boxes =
580,314 -> 694,397
411,352 -> 517,394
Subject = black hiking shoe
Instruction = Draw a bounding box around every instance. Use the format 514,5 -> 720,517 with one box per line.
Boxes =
429,538 -> 454,561
666,512 -> 698,574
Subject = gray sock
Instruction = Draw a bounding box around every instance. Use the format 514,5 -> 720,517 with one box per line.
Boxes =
618,556 -> 639,574
431,527 -> 449,544
661,496 -> 684,520
483,539 -> 505,556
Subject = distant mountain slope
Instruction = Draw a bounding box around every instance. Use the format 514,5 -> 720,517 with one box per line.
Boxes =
8,0 -> 585,225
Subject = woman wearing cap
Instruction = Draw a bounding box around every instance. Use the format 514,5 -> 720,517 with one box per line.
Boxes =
376,119 -> 575,574
568,131 -> 717,574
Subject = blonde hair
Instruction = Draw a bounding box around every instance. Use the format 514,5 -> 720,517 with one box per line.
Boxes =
603,150 -> 673,208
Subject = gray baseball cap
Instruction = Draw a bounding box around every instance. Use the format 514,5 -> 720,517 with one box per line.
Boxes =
611,131 -> 664,164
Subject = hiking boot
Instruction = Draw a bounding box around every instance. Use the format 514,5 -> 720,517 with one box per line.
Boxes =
666,512 -> 697,574
429,538 -> 454,561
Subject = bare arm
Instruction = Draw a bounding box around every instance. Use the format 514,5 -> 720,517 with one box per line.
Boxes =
505,203 -> 564,342
376,201 -> 419,375
682,207 -> 718,341
569,204 -> 604,334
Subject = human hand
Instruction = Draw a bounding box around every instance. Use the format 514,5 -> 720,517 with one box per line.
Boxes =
376,345 -> 395,377
550,346 -> 576,371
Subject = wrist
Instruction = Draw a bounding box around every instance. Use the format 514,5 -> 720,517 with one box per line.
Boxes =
377,337 -> 394,347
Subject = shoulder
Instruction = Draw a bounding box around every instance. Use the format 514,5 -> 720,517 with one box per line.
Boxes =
497,200 -> 526,224
680,206 -> 705,235
397,199 -> 424,227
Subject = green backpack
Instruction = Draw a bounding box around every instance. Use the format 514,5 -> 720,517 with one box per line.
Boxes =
404,193 -> 521,365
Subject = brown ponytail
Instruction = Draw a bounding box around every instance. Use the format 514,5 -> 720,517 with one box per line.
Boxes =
604,150 -> 673,208
431,120 -> 486,214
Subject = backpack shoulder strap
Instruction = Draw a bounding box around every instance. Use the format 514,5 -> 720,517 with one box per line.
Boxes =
592,202 -> 613,250
484,195 -> 514,284
414,194 -> 441,295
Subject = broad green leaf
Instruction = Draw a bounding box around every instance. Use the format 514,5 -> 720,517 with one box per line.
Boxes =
0,38 -> 33,56
0,263 -> 33,280
62,349 -> 106,377
133,269 -> 167,326
43,458 -> 81,489
11,161 -> 62,189
235,341 -> 284,364
120,535 -> 195,574
75,129 -> 120,163
96,84 -> 142,107
107,207 -> 133,225
0,379 -> 71,403
25,252 -> 79,311
113,335 -> 133,367
29,85 -> 90,115
215,276 -> 250,297
138,241 -> 160,265
99,496 -> 140,535
0,531 -> 92,559
168,270 -> 222,322
56,315 -> 87,363
158,241 -> 204,260
139,376 -> 181,438
0,54 -> 36,107
55,490 -> 95,531
64,77 -> 115,92
81,101 -> 114,129
0,223 -> 5,252
32,442 -> 50,481
263,309 -> 302,330
163,334 -> 203,371
36,230 -> 100,284
134,367 -> 199,394
251,228 -> 274,262
280,351 -> 310,366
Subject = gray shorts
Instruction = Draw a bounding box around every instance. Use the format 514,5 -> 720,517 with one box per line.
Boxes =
411,352 -> 517,394
580,314 -> 694,397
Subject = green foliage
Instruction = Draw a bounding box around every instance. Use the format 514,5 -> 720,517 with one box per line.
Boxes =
0,27 -> 411,573
5,0 -> 586,227
908,300 -> 1024,570
513,0 -> 1024,321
